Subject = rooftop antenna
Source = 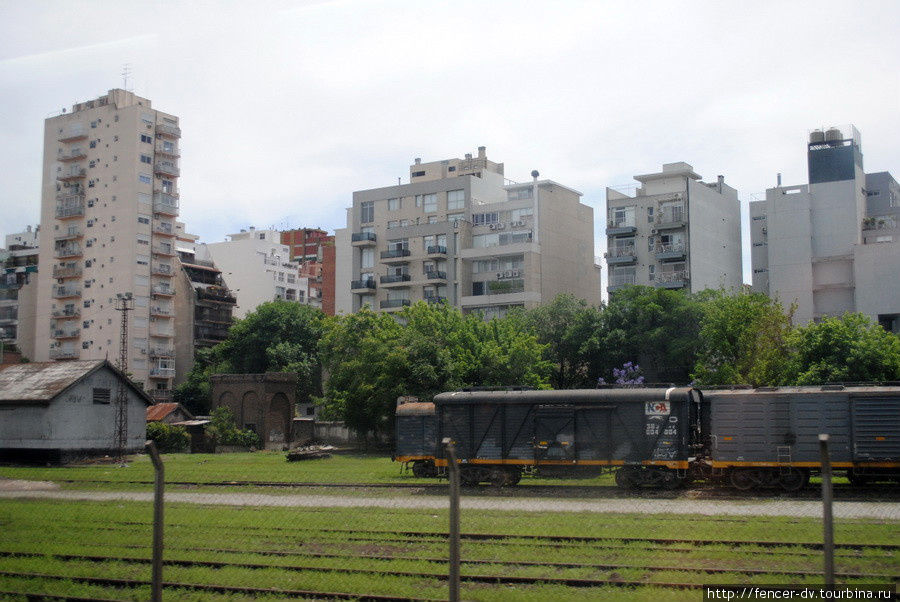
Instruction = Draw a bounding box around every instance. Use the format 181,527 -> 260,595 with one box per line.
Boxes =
121,63 -> 132,91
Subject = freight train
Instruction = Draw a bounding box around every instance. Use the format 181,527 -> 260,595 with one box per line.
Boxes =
394,386 -> 900,490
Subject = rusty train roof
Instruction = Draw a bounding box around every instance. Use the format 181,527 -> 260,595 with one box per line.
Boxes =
433,387 -> 695,405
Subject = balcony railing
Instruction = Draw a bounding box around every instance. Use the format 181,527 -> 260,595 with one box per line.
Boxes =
150,305 -> 173,317
350,279 -> 376,290
154,162 -> 180,177
151,244 -> 175,256
54,229 -> 83,241
655,207 -> 686,226
149,367 -> 176,378
53,286 -> 81,299
656,271 -> 690,286
152,192 -> 179,215
380,299 -> 411,309
153,223 -> 175,236
155,143 -> 180,158
862,216 -> 897,231
151,285 -> 175,296
426,245 -> 447,255
52,328 -> 80,339
197,287 -> 236,304
380,274 -> 411,284
54,244 -> 82,259
607,245 -> 636,258
52,308 -> 80,319
425,295 -> 447,304
0,309 -> 18,322
380,248 -> 411,259
150,328 -> 175,338
654,242 -> 686,254
59,149 -> 87,162
57,190 -> 85,204
152,263 -> 174,276
49,348 -> 79,359
156,123 -> 181,138
351,232 -> 377,244
58,128 -> 87,142
57,168 -> 87,181
55,202 -> 85,219
150,347 -> 176,358
52,265 -> 82,279
149,390 -> 174,402
609,274 -> 636,287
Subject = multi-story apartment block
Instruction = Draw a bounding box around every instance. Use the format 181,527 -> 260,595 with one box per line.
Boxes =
33,89 -> 182,398
1,226 -> 40,359
173,244 -> 237,388
280,227 -> 335,313
605,162 -> 742,294
338,147 -> 600,317
205,228 -> 310,319
750,126 -> 900,331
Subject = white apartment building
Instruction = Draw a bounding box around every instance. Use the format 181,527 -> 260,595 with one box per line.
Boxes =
1,226 -> 40,360
337,147 -> 601,317
750,126 -> 900,331
33,89 -> 182,400
204,228 -> 310,319
605,162 -> 742,294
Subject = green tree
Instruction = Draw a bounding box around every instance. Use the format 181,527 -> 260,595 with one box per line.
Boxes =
521,294 -> 605,389
691,291 -> 794,386
588,286 -> 703,384
784,313 -> 900,384
207,406 -> 261,448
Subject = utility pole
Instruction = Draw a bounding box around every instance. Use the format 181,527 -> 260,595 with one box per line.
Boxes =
114,292 -> 134,462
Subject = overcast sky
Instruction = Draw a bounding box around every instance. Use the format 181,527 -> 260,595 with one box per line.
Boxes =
2,1 -> 899,285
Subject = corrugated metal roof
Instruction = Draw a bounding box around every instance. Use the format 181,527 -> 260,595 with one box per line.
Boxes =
0,360 -> 153,405
146,402 -> 180,421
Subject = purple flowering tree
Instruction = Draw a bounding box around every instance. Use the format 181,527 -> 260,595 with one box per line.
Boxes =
597,361 -> 645,386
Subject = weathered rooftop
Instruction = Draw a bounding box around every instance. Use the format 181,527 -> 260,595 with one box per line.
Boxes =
146,402 -> 194,422
0,360 -> 152,405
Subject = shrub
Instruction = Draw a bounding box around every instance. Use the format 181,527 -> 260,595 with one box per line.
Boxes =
207,406 -> 261,449
146,422 -> 191,453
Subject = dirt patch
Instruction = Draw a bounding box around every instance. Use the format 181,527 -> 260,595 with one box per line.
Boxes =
0,478 -> 60,492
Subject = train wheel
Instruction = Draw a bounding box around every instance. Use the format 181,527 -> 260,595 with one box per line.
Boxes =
729,468 -> 755,491
488,468 -> 517,487
615,467 -> 640,489
459,467 -> 482,486
506,468 -> 522,486
412,460 -> 436,478
660,470 -> 683,490
779,468 -> 809,492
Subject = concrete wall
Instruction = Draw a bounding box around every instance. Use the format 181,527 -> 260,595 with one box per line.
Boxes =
853,241 -> 900,326
0,365 -> 147,452
687,179 -> 742,292
749,200 -> 769,294
15,278 -> 37,360
210,373 -> 297,450
763,186 -> 815,324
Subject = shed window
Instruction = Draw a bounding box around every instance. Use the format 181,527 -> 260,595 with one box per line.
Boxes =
92,387 -> 111,404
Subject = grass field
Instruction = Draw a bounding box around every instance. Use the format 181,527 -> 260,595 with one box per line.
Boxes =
0,497 -> 896,601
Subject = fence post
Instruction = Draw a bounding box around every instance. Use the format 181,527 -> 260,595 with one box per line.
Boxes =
145,440 -> 164,602
443,437 -> 460,602
818,434 -> 834,589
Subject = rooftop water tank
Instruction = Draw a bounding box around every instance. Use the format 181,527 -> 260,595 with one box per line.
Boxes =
825,127 -> 843,142
809,129 -> 825,144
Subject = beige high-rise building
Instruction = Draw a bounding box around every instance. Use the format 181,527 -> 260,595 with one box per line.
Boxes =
34,89 -> 181,400
336,147 -> 601,316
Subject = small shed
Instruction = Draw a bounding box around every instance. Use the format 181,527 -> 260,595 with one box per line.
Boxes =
146,402 -> 194,425
0,360 -> 152,462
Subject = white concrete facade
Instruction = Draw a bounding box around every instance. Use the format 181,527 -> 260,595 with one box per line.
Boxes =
605,162 -> 742,294
1,227 -> 40,358
750,126 -> 900,331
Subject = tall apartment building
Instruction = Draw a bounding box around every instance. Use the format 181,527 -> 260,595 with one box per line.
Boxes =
34,89 -> 181,399
1,226 -> 40,359
605,162 -> 742,294
337,147 -> 600,317
280,227 -> 335,313
204,228 -> 309,319
750,126 -> 900,330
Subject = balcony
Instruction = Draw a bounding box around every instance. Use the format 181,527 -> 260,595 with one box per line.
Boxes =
150,305 -> 173,318
149,390 -> 174,402
52,308 -> 80,319
0,310 -> 17,324
197,287 -> 237,304
59,149 -> 87,162
151,285 -> 175,297
150,327 -> 175,338
149,367 -> 176,378
426,245 -> 447,256
58,129 -> 87,143
53,286 -> 81,299
150,346 -> 175,358
152,192 -> 179,216
152,263 -> 174,277
606,221 -> 637,237
351,232 -> 377,246
380,299 -> 411,310
156,123 -> 181,138
655,271 -> 690,289
654,208 -> 686,230
380,274 -> 411,287
52,327 -> 80,340
54,229 -> 83,242
153,222 -> 176,237
350,279 -> 376,293
57,168 -> 87,182
424,270 -> 447,281
380,248 -> 411,263
151,244 -> 176,257
56,201 -> 85,220
605,245 -> 636,265
154,161 -> 180,178
155,143 -> 180,158
54,244 -> 83,259
49,348 -> 79,360
425,295 -> 448,304
654,242 -> 687,262
52,265 -> 82,279
862,216 -> 897,231
607,275 -> 636,293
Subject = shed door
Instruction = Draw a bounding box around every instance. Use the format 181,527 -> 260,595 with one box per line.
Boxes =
533,408 -> 575,461
851,396 -> 900,461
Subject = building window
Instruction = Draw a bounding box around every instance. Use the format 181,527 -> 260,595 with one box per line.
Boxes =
412,170 -> 425,177
388,197 -> 400,211
610,206 -> 635,228
647,207 -> 654,223
448,212 -> 465,225
92,388 -> 111,404
508,188 -> 533,201
648,265 -> 655,281
138,215 -> 150,225
416,193 -> 437,212
139,173 -> 152,184
427,216 -> 438,224
360,201 -> 374,223
447,189 -> 465,210
361,247 -> 374,269
387,220 -> 399,229
472,212 -> 500,226
140,155 -> 152,164
140,134 -> 152,143
878,314 -> 900,334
